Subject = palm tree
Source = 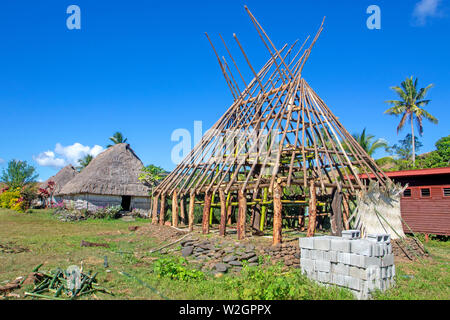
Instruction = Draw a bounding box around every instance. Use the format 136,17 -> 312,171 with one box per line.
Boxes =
352,128 -> 388,157
107,132 -> 128,148
384,76 -> 438,165
77,154 -> 93,172
138,164 -> 166,217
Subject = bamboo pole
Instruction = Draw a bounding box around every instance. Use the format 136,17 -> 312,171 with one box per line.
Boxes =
260,187 -> 268,231
172,190 -> 178,227
237,189 -> 247,240
209,192 -> 216,225
159,194 -> 166,226
219,189 -> 227,237
272,180 -> 282,245
226,192 -> 233,225
188,192 -> 195,232
151,194 -> 159,225
202,192 -> 212,234
307,180 -> 317,237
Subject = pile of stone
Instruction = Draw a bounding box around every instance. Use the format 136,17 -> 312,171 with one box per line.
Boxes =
299,230 -> 395,300
263,242 -> 300,268
179,239 -> 260,275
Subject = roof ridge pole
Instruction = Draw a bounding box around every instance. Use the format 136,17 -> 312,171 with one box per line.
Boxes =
244,5 -> 294,80
205,32 -> 237,100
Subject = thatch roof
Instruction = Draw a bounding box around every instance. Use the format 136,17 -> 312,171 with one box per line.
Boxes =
59,143 -> 150,197
42,164 -> 78,195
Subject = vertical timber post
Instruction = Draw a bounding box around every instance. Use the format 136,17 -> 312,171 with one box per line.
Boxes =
273,180 -> 282,245
219,189 -> 227,237
188,192 -> 195,232
159,193 -> 166,225
202,191 -> 212,234
237,189 -> 247,240
209,192 -> 216,225
151,194 -> 159,225
226,192 -> 233,225
342,192 -> 350,230
307,180 -> 317,237
180,196 -> 185,225
172,190 -> 178,227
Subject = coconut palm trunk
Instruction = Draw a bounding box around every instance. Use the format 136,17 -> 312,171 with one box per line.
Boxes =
411,115 -> 415,164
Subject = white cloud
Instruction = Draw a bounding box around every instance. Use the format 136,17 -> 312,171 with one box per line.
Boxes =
413,0 -> 443,25
33,151 -> 66,169
34,143 -> 105,169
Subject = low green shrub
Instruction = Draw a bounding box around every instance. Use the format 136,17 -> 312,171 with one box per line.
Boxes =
153,257 -> 205,281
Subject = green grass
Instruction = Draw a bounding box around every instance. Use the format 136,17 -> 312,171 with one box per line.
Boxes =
0,208 -> 449,300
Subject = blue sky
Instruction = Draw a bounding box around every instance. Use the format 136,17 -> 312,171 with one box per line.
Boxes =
0,0 -> 448,181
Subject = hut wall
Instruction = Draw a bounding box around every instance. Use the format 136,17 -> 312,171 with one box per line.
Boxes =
131,197 -> 151,210
63,194 -> 121,211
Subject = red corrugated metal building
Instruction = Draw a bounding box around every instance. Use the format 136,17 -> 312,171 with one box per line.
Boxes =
361,167 -> 450,236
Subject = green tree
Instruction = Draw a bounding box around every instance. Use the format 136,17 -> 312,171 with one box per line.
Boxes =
417,135 -> 450,168
139,164 -> 166,215
107,132 -> 128,148
390,134 -> 423,161
1,160 -> 38,189
352,128 -> 388,157
76,154 -> 93,172
384,76 -> 438,165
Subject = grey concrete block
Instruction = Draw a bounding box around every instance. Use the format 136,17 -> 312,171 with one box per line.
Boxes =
349,253 -> 364,267
337,252 -> 352,265
345,276 -> 361,291
315,260 -> 331,272
324,250 -> 338,262
392,265 -> 396,277
318,271 -> 331,283
300,248 -> 310,259
350,239 -> 373,256
313,236 -> 331,251
342,229 -> 361,239
349,266 -> 367,280
331,262 -> 349,275
312,249 -> 324,261
331,273 -> 345,286
366,265 -> 381,281
363,256 -> 382,267
299,237 -> 314,249
387,244 -> 393,254
330,238 -> 352,253
382,254 -> 394,266
300,258 -> 315,272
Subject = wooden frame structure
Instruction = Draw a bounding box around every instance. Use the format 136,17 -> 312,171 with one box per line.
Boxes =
153,6 -> 391,245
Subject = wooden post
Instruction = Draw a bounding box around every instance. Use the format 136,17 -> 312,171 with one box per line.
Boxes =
307,180 -> 317,237
172,190 -> 178,228
237,189 -> 247,240
219,189 -> 227,237
342,192 -> 350,230
251,189 -> 262,232
180,196 -> 185,225
272,180 -> 282,245
188,192 -> 195,232
159,193 -> 166,225
298,206 -> 305,231
202,192 -> 212,234
226,192 -> 233,225
151,194 -> 159,225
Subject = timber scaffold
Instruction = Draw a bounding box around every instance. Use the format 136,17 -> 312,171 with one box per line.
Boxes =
152,6 -> 391,245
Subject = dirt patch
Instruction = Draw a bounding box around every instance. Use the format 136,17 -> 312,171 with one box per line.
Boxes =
136,224 -> 188,243
392,238 -> 429,262
0,242 -> 30,254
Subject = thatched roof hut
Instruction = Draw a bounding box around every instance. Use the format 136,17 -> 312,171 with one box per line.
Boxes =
59,143 -> 150,211
42,164 -> 78,196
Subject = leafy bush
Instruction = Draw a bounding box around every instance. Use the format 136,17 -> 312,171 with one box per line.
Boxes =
153,257 -> 205,281
91,205 -> 122,219
0,187 -> 22,211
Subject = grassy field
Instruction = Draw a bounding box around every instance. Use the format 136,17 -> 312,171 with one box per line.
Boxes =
0,209 -> 448,300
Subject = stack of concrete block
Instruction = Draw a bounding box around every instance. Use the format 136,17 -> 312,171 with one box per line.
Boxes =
299,230 -> 395,299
